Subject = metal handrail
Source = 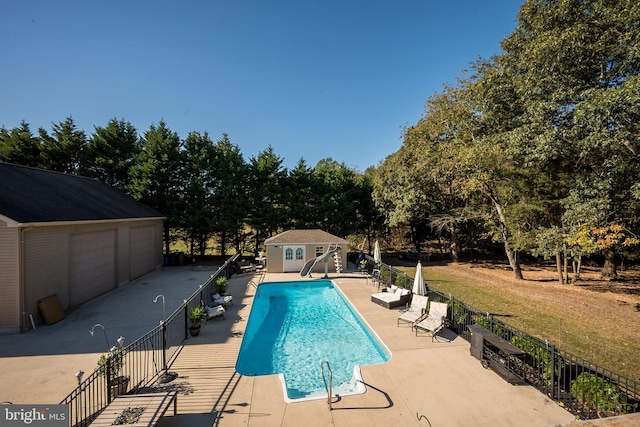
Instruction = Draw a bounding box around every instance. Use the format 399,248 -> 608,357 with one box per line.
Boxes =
321,361 -> 333,410
61,254 -> 240,427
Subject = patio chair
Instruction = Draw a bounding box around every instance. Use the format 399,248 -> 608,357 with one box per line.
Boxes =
211,292 -> 233,307
371,269 -> 381,288
202,301 -> 225,320
414,301 -> 448,341
397,294 -> 429,328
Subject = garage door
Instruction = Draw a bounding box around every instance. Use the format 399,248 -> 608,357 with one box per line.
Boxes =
69,230 -> 116,306
130,225 -> 156,280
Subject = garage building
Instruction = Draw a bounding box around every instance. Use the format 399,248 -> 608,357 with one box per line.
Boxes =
0,163 -> 165,333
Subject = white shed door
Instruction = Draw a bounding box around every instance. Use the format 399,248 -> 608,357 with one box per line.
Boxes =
69,230 -> 116,306
130,225 -> 156,280
283,246 -> 305,272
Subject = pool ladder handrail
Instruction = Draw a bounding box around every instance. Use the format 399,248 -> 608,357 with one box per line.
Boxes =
321,361 -> 333,410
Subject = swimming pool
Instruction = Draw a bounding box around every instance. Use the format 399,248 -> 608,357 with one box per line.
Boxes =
235,280 -> 390,402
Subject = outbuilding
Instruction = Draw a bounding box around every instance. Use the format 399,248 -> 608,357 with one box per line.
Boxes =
264,229 -> 348,274
0,163 -> 165,333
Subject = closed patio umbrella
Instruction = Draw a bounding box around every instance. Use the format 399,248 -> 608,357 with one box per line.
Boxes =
374,240 -> 381,265
412,261 -> 426,295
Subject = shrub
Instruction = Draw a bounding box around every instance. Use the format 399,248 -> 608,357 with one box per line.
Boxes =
510,335 -> 564,386
570,372 -> 635,415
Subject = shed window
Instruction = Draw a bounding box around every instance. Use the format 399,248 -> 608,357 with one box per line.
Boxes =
315,246 -> 324,257
285,248 -> 293,261
296,248 -> 304,260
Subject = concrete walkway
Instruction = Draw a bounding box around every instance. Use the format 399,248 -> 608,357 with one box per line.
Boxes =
3,266 -> 635,426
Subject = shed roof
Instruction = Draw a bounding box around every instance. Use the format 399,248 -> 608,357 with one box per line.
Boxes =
264,229 -> 347,245
0,163 -> 164,225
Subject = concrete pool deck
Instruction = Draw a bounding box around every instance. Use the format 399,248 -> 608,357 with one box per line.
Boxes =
2,266 -> 636,426
153,271 -> 578,427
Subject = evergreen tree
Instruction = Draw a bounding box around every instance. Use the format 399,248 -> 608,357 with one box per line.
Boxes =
208,134 -> 249,255
181,131 -> 216,256
247,146 -> 287,252
83,118 -> 140,191
0,121 -> 41,167
129,120 -> 183,255
38,116 -> 86,173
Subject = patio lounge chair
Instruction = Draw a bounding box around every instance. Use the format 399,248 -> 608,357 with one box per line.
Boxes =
211,292 -> 233,307
397,294 -> 429,328
371,286 -> 411,309
201,301 -> 225,320
414,301 -> 448,340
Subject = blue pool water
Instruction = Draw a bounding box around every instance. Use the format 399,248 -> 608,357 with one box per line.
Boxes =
235,280 -> 390,401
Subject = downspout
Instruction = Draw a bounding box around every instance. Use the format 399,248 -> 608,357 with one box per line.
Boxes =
19,225 -> 33,333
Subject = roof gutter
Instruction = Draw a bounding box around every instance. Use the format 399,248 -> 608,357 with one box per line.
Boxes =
3,216 -> 166,228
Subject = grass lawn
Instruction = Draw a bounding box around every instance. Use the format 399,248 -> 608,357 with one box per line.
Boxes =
394,262 -> 640,381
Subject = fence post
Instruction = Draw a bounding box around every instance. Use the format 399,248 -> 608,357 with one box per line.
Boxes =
106,356 -> 113,404
184,300 -> 188,340
449,294 -> 455,333
549,341 -> 556,400
162,321 -> 167,377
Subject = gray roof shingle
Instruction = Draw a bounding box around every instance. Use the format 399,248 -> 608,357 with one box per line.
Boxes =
0,163 -> 164,224
264,229 -> 347,244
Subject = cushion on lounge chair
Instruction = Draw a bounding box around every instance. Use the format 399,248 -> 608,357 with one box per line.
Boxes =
414,301 -> 449,340
212,293 -> 233,306
371,288 -> 412,309
397,295 -> 429,327
206,304 -> 225,320
201,301 -> 226,320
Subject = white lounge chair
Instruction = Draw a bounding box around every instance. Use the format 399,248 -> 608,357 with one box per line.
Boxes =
211,292 -> 233,307
202,301 -> 225,320
397,295 -> 429,328
414,301 -> 448,340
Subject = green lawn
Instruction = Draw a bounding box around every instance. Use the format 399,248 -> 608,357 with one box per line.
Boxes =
395,265 -> 640,380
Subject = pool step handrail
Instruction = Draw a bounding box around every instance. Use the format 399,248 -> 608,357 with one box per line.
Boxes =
321,361 -> 333,410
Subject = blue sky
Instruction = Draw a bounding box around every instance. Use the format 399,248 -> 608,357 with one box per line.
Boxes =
1,1 -> 522,171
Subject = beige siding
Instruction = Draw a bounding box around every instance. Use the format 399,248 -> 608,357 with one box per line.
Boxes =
266,242 -> 348,274
266,245 -> 283,273
0,224 -> 20,333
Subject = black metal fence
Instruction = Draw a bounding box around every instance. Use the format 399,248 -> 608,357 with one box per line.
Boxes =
367,256 -> 639,420
61,254 -> 239,427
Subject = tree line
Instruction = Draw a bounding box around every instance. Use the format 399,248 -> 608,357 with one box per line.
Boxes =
0,117 -> 384,257
374,0 -> 639,282
3,0 -> 638,284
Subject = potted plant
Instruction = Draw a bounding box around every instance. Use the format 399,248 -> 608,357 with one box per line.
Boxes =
97,348 -> 130,398
189,306 -> 206,336
215,276 -> 229,295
